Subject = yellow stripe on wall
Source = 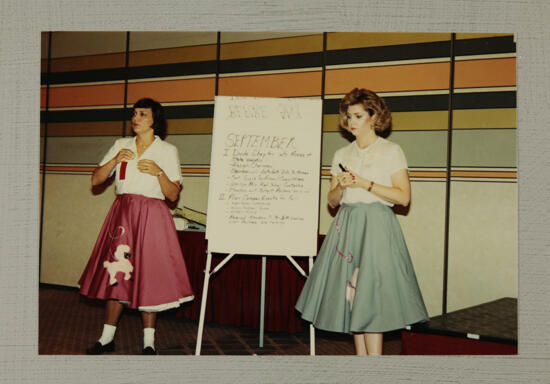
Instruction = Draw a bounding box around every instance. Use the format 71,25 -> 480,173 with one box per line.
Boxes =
50,52 -> 127,72
220,34 -> 324,60
322,115 -> 340,132
129,44 -> 218,66
129,31 -> 218,51
167,118 -> 213,135
122,118 -> 214,136
392,111 -> 450,131
327,32 -> 451,50
453,108 -> 516,129
455,33 -> 513,40
45,121 -> 123,137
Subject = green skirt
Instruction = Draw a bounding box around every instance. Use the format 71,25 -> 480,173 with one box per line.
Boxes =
296,202 -> 428,333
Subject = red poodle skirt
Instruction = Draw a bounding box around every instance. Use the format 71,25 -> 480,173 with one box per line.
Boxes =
78,193 -> 194,312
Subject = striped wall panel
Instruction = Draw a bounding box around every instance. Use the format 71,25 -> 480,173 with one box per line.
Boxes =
40,32 -> 517,315
450,35 -> 516,179
41,32 -> 516,177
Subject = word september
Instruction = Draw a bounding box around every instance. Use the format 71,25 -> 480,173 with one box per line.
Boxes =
225,133 -> 296,150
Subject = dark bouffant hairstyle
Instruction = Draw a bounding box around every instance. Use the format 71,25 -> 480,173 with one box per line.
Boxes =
339,88 -> 392,138
132,98 -> 167,140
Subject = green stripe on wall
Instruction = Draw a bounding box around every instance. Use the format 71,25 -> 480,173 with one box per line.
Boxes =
321,131 -> 449,168
323,111 -> 449,132
45,136 -> 120,165
165,135 -> 213,165
451,129 -> 517,167
45,135 -> 215,166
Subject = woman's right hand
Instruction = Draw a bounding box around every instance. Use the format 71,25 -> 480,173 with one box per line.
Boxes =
328,174 -> 346,208
114,149 -> 136,164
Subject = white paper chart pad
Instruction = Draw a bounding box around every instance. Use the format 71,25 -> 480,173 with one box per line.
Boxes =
206,96 -> 323,256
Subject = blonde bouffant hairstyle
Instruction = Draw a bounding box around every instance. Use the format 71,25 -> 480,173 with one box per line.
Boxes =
339,88 -> 392,137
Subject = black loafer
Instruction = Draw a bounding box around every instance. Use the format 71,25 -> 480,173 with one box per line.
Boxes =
86,340 -> 115,355
142,346 -> 157,355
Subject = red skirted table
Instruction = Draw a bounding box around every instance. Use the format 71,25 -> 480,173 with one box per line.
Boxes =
401,298 -> 517,355
176,230 -> 322,333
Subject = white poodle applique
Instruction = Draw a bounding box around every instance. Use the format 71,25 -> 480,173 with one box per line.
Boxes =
104,244 -> 134,285
346,267 -> 359,311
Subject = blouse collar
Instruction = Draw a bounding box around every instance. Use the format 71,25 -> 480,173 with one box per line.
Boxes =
353,136 -> 381,154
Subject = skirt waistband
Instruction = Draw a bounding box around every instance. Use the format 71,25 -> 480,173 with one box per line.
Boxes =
341,201 -> 391,210
116,193 -> 163,202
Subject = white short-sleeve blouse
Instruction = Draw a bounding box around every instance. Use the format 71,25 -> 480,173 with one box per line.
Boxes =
99,136 -> 182,200
330,137 -> 408,207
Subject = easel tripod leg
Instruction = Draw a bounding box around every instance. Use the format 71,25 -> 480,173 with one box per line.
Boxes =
195,251 -> 213,356
309,255 -> 315,356
259,256 -> 266,348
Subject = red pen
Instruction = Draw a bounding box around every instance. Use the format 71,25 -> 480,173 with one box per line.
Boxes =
119,161 -> 127,180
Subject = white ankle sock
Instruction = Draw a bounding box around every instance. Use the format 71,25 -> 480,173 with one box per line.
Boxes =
143,328 -> 155,350
98,324 -> 117,345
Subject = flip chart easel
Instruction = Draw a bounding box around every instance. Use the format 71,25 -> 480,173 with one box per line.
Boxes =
194,96 -> 322,355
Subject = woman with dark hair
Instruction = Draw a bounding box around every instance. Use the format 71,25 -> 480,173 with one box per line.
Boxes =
296,88 -> 428,355
79,98 -> 194,355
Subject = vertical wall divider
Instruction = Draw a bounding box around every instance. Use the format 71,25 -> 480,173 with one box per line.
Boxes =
317,32 -> 327,237
122,31 -> 131,137
442,33 -> 456,315
215,31 -> 221,97
39,32 -> 53,278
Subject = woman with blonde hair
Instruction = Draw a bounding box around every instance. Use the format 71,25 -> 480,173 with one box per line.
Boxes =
296,88 -> 428,355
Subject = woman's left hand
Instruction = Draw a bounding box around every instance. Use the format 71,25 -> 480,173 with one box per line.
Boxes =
137,159 -> 162,176
343,167 -> 369,189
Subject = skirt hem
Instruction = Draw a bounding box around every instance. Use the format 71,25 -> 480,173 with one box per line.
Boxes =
298,311 -> 428,334
79,292 -> 195,312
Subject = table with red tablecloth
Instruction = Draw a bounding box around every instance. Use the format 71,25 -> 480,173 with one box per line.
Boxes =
401,297 -> 517,355
176,231 -> 322,333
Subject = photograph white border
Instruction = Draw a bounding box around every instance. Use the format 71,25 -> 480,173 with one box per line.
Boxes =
1,0 -> 548,382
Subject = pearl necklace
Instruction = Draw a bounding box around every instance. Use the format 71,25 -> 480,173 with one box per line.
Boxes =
136,139 -> 153,151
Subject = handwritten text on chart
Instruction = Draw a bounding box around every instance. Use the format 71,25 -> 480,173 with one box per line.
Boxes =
218,134 -> 313,226
225,134 -> 296,151
225,103 -> 303,120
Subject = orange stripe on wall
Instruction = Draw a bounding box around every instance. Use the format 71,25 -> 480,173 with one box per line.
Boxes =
49,83 -> 125,108
413,171 -> 447,178
319,169 -> 517,179
40,165 -> 517,179
319,169 -> 451,178
454,58 -> 516,88
452,171 -> 517,178
219,71 -> 322,97
325,62 -> 451,95
40,165 -> 97,173
41,87 -> 48,108
127,78 -> 216,103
